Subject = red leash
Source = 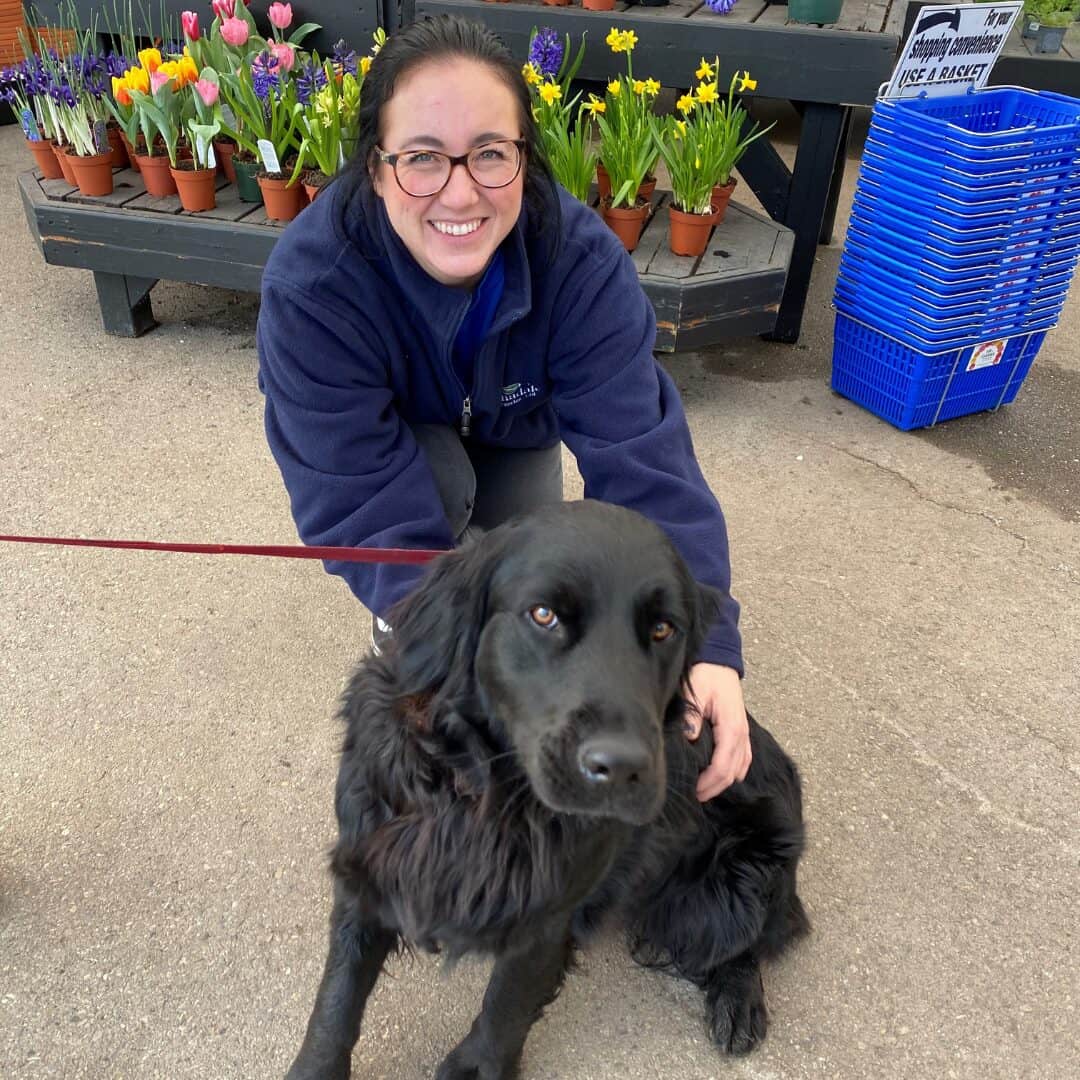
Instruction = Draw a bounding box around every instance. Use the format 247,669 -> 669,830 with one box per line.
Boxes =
0,534 -> 444,565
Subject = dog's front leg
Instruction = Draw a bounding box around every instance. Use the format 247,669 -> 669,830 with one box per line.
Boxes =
286,882 -> 397,1080
436,924 -> 574,1080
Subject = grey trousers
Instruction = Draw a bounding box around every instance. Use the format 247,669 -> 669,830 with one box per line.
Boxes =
373,427 -> 563,648
411,424 -> 564,542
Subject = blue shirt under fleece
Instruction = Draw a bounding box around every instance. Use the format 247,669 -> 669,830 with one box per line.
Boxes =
256,182 -> 744,673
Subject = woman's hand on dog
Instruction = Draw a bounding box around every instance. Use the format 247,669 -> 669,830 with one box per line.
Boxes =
685,664 -> 751,800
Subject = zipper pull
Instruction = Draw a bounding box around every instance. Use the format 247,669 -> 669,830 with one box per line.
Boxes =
459,397 -> 472,438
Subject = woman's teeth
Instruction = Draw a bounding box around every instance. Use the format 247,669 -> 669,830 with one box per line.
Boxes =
432,220 -> 482,237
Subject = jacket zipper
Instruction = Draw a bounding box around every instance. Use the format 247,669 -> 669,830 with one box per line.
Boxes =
459,396 -> 472,437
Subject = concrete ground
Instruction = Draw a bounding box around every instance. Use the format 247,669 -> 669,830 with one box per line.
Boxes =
1,103 -> 1078,1080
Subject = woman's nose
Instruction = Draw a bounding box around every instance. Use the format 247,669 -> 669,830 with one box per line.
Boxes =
439,161 -> 481,206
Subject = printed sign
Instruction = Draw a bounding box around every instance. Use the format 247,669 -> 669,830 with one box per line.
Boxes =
882,3 -> 1023,100
966,339 -> 1007,371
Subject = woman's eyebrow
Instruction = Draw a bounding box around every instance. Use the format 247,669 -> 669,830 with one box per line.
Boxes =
397,132 -> 513,150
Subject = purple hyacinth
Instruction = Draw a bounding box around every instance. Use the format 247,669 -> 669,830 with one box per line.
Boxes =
295,57 -> 328,105
705,0 -> 738,11
331,39 -> 358,78
528,28 -> 563,81
252,51 -> 282,100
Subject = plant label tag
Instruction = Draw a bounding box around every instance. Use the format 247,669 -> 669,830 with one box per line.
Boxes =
966,339 -> 1006,372
221,104 -> 237,129
258,138 -> 281,175
197,134 -> 215,169
93,119 -> 110,155
21,109 -> 42,142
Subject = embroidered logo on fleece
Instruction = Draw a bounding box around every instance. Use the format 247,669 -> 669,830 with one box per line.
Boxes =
500,382 -> 541,407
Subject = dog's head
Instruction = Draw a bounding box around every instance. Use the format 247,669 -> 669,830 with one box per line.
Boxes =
387,501 -> 720,826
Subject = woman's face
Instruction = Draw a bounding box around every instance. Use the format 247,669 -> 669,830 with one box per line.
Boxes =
372,58 -> 525,289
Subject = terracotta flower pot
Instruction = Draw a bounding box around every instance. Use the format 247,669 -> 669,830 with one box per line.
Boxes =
106,124 -> 128,169
214,139 -> 237,183
52,142 -> 78,186
711,178 -> 737,222
638,175 -> 657,202
542,0 -> 571,6
258,174 -> 305,221
601,199 -> 649,253
582,0 -> 617,9
135,152 -> 179,197
596,162 -> 612,201
170,164 -> 217,212
668,205 -> 718,257
66,149 -> 114,197
120,133 -> 140,172
28,137 -> 65,179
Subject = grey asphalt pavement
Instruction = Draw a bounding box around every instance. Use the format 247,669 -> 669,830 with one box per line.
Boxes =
1,107 -> 1078,1080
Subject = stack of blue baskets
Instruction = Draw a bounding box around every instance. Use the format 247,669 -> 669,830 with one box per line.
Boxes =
831,86 -> 1080,430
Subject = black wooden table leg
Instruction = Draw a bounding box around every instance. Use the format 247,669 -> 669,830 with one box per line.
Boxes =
767,102 -> 848,344
820,106 -> 853,245
93,272 -> 159,337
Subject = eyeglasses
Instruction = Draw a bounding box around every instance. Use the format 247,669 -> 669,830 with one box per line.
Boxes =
375,139 -> 526,198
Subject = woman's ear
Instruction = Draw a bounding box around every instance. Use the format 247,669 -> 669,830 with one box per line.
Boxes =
368,152 -> 383,197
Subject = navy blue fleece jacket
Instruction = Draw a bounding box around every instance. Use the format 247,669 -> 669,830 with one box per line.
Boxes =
256,182 -> 744,673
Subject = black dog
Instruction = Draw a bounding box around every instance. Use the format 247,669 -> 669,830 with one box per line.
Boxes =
287,501 -> 808,1080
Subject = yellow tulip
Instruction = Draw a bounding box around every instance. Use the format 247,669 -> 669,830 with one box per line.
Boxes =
177,55 -> 199,86
138,47 -> 162,73
125,65 -> 150,94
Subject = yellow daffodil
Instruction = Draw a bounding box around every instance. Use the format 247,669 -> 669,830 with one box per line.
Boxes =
736,71 -> 758,92
677,93 -> 696,115
607,79 -> 621,96
696,81 -> 719,105
606,28 -> 637,53
539,82 -> 562,105
695,156 -> 701,169
360,55 -> 372,76
696,57 -> 714,81
531,105 -> 540,122
632,79 -> 646,96
522,61 -> 542,87
644,78 -> 661,96
138,47 -> 162,73
674,119 -> 687,138
584,94 -> 606,115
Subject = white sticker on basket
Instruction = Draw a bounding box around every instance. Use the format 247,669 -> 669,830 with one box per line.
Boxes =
882,3 -> 1023,100
967,340 -> 1007,372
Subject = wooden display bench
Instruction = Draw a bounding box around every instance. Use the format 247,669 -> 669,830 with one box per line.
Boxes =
18,165 -> 793,352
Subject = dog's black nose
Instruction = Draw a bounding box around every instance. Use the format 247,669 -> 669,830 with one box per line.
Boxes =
578,737 -> 652,788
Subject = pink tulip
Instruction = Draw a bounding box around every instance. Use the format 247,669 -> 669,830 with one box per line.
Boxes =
211,0 -> 235,21
181,11 -> 200,40
269,41 -> 295,71
267,3 -> 293,30
194,78 -> 219,107
150,69 -> 172,94
219,17 -> 250,48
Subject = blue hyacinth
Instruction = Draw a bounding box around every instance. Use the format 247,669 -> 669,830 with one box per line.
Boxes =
295,58 -> 328,106
705,0 -> 738,11
528,28 -> 563,82
252,51 -> 282,101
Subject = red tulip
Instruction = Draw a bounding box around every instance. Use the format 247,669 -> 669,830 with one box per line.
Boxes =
181,11 -> 200,41
268,3 -> 293,30
211,0 -> 235,21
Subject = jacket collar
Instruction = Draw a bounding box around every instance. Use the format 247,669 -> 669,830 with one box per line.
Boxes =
350,186 -> 532,340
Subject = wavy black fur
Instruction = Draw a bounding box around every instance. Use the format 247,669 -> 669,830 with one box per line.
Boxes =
287,501 -> 808,1080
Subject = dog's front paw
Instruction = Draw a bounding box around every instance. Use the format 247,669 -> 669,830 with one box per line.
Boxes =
706,969 -> 768,1055
436,1033 -> 519,1080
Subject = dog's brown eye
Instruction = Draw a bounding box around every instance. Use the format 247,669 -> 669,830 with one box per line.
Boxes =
651,620 -> 676,642
529,605 -> 559,629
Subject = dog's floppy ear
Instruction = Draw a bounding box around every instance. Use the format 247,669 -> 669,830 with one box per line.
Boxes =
386,529 -> 509,703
